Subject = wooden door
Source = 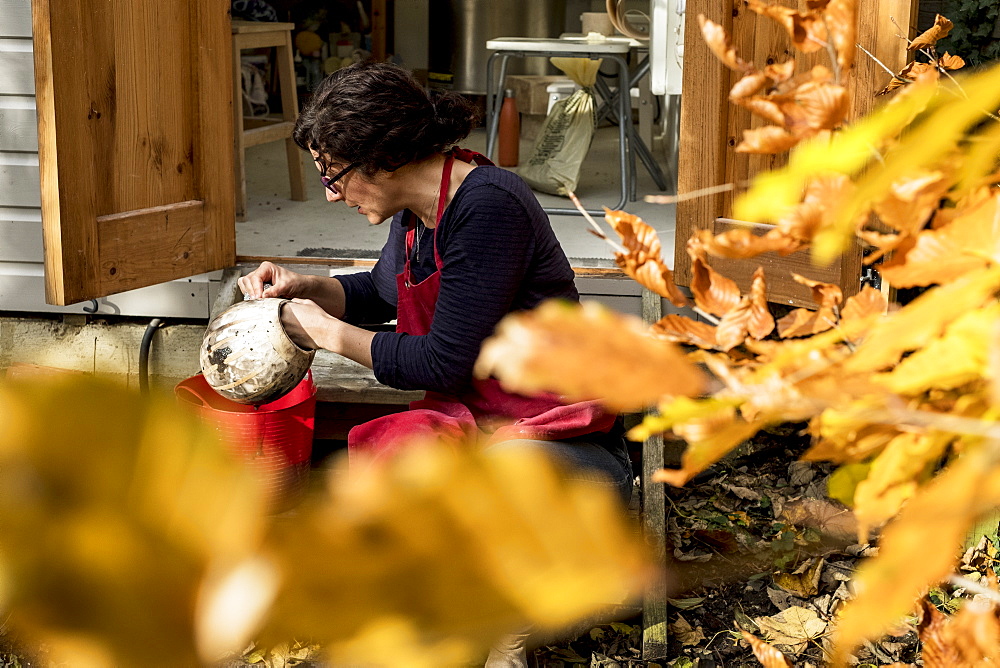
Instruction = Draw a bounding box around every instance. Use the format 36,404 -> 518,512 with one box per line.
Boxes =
32,0 -> 235,305
675,0 -> 918,307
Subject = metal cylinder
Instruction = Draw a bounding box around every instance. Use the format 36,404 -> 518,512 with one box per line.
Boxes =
428,0 -> 567,95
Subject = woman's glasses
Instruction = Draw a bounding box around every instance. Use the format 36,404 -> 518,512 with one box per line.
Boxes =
319,161 -> 360,196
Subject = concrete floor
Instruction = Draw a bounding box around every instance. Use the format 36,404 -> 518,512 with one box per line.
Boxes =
238,124 -> 678,268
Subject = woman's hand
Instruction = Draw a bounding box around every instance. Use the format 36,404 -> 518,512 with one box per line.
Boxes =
279,298 -> 336,351
238,261 -> 310,300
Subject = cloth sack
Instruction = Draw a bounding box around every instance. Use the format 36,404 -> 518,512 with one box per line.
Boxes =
519,57 -> 601,197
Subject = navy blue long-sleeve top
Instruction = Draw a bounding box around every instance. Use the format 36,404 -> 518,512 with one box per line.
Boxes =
336,166 -> 578,395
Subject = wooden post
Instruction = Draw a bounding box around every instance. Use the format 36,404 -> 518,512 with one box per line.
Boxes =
371,0 -> 387,61
640,287 -> 669,660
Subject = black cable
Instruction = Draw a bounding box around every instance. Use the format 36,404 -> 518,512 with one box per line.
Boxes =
139,318 -> 163,397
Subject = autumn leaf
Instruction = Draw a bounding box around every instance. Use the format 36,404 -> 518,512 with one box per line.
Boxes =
844,266 -> 1000,373
692,227 -> 803,259
777,173 -> 859,243
781,498 -> 859,542
604,209 -> 689,307
652,409 -> 762,486
871,170 -> 951,236
878,191 -> 999,288
650,314 -> 718,349
852,431 -> 954,539
805,402 -> 898,463
831,447 -> 1000,665
747,267 -> 776,340
688,237 -> 743,317
699,15 -> 752,72
841,286 -> 887,323
777,307 -> 838,338
875,305 -> 997,395
0,376 -> 269,667
748,0 -> 827,54
261,442 -> 652,663
773,557 -> 825,597
916,598 -> 967,668
627,396 -> 744,442
474,300 -> 705,412
741,631 -> 792,667
917,596 -> 1000,666
736,125 -> 800,154
908,13 -> 954,52
938,52 -> 965,70
754,606 -> 827,652
877,62 -> 938,95
716,299 -> 753,351
730,71 -> 773,101
823,0 -> 857,71
781,81 -> 850,136
793,273 -> 843,308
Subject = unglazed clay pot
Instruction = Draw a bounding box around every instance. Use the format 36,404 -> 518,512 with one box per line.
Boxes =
200,298 -> 315,404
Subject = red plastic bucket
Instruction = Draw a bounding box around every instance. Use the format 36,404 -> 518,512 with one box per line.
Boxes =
175,370 -> 316,512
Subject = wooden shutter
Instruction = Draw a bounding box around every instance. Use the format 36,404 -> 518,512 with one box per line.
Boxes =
32,0 -> 234,305
675,0 -> 918,308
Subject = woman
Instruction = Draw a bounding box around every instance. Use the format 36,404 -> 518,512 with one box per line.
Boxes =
240,59 -> 633,667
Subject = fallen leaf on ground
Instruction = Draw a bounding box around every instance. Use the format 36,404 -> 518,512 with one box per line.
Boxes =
781,498 -> 858,542
670,615 -> 707,646
754,606 -> 827,652
742,631 -> 793,667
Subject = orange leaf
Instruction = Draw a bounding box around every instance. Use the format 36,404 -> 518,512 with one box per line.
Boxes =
872,170 -> 951,236
878,192 -> 999,288
698,15 -> 752,72
650,314 -> 718,349
781,81 -> 850,136
824,0 -> 857,71
475,300 -> 706,412
877,62 -> 938,95
730,71 -> 772,101
716,299 -> 752,351
735,126 -> 800,154
841,286 -> 887,323
742,631 -> 792,667
792,273 -> 843,308
908,14 -> 954,52
604,209 -> 689,307
764,59 -> 797,84
694,227 -> 803,259
688,238 -> 743,317
748,0 -> 827,53
737,97 -> 787,126
919,596 -> 1000,666
938,52 -> 965,70
777,307 -> 837,338
747,268 -> 775,340
778,173 -> 858,243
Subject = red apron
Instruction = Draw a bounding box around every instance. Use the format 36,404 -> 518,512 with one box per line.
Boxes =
348,148 -> 615,463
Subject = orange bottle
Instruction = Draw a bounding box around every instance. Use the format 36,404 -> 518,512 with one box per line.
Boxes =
498,88 -> 520,167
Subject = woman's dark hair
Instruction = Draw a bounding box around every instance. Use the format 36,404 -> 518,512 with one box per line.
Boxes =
293,61 -> 481,176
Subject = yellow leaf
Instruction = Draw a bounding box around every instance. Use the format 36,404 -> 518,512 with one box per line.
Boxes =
474,300 -> 705,412
604,209 -> 688,307
874,305 -> 998,395
742,631 -> 792,668
871,170 -> 952,236
652,410 -> 762,486
831,448 -> 1000,665
827,462 -> 871,507
735,126 -> 801,154
805,402 -> 898,463
844,266 -> 1000,373
627,396 -> 744,442
852,431 -> 954,539
0,376 -> 267,667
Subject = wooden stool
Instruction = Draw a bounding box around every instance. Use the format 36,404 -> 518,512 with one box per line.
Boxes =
231,20 -> 307,220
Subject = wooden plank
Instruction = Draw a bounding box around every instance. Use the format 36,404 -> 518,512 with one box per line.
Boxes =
371,0 -> 387,61
233,31 -> 287,51
0,152 -> 40,208
0,39 -> 34,95
0,219 -> 42,261
675,0 -> 729,287
311,349 -> 423,404
243,121 -> 294,148
33,0 -> 235,305
0,96 -> 37,152
0,0 -> 33,38
231,20 -> 295,35
640,288 -> 668,661
96,200 -> 206,294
